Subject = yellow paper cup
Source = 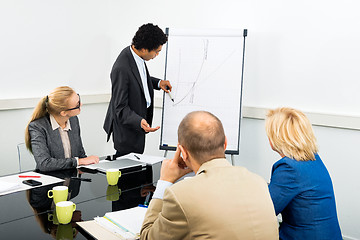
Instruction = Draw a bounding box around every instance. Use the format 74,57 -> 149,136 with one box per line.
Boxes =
56,201 -> 76,225
106,185 -> 122,201
106,169 -> 121,185
48,186 -> 68,204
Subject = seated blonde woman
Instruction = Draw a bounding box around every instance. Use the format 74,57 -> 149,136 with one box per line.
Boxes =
266,107 -> 342,240
25,86 -> 99,171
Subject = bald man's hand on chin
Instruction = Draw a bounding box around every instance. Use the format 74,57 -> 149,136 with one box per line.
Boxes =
160,147 -> 193,183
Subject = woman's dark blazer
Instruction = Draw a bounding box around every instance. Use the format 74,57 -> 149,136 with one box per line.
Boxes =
28,115 -> 86,172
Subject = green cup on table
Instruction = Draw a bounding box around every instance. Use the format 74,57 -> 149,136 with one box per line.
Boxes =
106,169 -> 121,185
48,186 -> 68,204
56,201 -> 76,225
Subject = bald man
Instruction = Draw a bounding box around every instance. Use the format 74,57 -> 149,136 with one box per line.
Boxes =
140,111 -> 278,240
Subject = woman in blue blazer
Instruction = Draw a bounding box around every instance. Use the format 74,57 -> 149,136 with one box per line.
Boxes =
266,107 -> 342,240
25,86 -> 99,171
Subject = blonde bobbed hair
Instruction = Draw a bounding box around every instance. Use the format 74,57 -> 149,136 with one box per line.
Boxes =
25,86 -> 76,152
265,107 -> 318,161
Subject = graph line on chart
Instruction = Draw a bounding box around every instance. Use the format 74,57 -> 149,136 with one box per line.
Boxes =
173,39 -> 208,106
172,40 -> 236,107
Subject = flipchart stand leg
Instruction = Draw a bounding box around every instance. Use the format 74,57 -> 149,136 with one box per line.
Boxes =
163,150 -> 168,158
231,154 -> 235,166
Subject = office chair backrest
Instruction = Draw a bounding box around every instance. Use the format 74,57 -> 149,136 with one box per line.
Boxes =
17,143 -> 36,172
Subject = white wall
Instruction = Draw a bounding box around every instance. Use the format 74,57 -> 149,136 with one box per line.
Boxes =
109,0 -> 360,117
0,0 -> 359,239
0,0 -> 112,99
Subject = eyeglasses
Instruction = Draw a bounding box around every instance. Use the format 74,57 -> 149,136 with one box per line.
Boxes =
66,94 -> 81,111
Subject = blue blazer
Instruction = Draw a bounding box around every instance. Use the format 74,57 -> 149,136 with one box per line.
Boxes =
268,154 -> 342,240
28,115 -> 87,171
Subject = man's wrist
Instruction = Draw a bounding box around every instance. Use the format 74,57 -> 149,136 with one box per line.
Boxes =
153,180 -> 173,200
159,177 -> 176,183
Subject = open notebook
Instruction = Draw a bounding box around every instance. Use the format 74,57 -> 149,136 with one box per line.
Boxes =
77,206 -> 147,240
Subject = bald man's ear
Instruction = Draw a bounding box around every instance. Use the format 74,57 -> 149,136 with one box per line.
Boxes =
224,137 -> 228,150
178,145 -> 188,163
179,144 -> 194,170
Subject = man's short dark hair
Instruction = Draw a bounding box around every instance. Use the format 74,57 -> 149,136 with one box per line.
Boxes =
132,23 -> 168,51
178,111 -> 226,164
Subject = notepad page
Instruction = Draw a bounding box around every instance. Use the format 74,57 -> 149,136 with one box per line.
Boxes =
104,206 -> 148,235
0,181 -> 21,193
94,217 -> 135,240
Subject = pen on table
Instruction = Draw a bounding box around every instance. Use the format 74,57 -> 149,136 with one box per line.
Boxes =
144,192 -> 151,206
70,177 -> 92,182
134,154 -> 140,160
18,175 -> 41,178
166,86 -> 174,102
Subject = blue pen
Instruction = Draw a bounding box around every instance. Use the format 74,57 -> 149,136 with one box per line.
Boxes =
138,204 -> 148,208
144,192 -> 151,206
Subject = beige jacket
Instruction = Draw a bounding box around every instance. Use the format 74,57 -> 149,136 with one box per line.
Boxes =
141,158 -> 278,240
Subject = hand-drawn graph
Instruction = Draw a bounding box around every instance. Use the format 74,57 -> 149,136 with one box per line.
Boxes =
160,28 -> 247,153
172,39 -> 238,107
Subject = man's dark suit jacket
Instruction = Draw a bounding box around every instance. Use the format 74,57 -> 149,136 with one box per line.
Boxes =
28,115 -> 87,171
103,46 -> 161,156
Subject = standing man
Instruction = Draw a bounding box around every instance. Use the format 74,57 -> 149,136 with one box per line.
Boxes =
140,111 -> 279,240
104,23 -> 172,158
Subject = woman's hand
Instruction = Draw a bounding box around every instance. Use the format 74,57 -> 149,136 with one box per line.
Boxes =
78,155 -> 99,166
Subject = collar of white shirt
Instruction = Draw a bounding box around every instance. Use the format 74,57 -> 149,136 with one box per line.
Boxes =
50,114 -> 72,131
130,45 -> 145,66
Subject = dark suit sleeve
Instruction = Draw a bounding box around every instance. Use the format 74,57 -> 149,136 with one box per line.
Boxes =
268,162 -> 300,215
151,76 -> 161,91
111,66 -> 143,131
28,122 -> 77,172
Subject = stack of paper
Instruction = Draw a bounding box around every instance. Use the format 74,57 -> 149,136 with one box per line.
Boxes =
0,181 -> 21,194
0,171 -> 64,196
94,206 -> 148,240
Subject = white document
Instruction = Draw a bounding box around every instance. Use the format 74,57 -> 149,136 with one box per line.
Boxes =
0,171 -> 64,196
80,158 -> 145,173
82,154 -> 164,170
91,206 -> 148,240
124,153 -> 165,165
77,220 -> 127,240
94,217 -> 137,240
0,181 -> 21,194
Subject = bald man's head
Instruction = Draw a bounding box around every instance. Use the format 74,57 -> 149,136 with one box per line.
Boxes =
178,111 -> 226,164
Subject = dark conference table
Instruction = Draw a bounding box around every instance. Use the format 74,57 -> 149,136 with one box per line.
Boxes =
0,165 -> 157,239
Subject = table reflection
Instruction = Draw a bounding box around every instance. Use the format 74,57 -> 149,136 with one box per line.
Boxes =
0,165 -> 157,239
26,168 -> 82,239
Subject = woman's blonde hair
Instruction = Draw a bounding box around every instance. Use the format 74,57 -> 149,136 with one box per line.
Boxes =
265,107 -> 318,161
25,86 -> 76,152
